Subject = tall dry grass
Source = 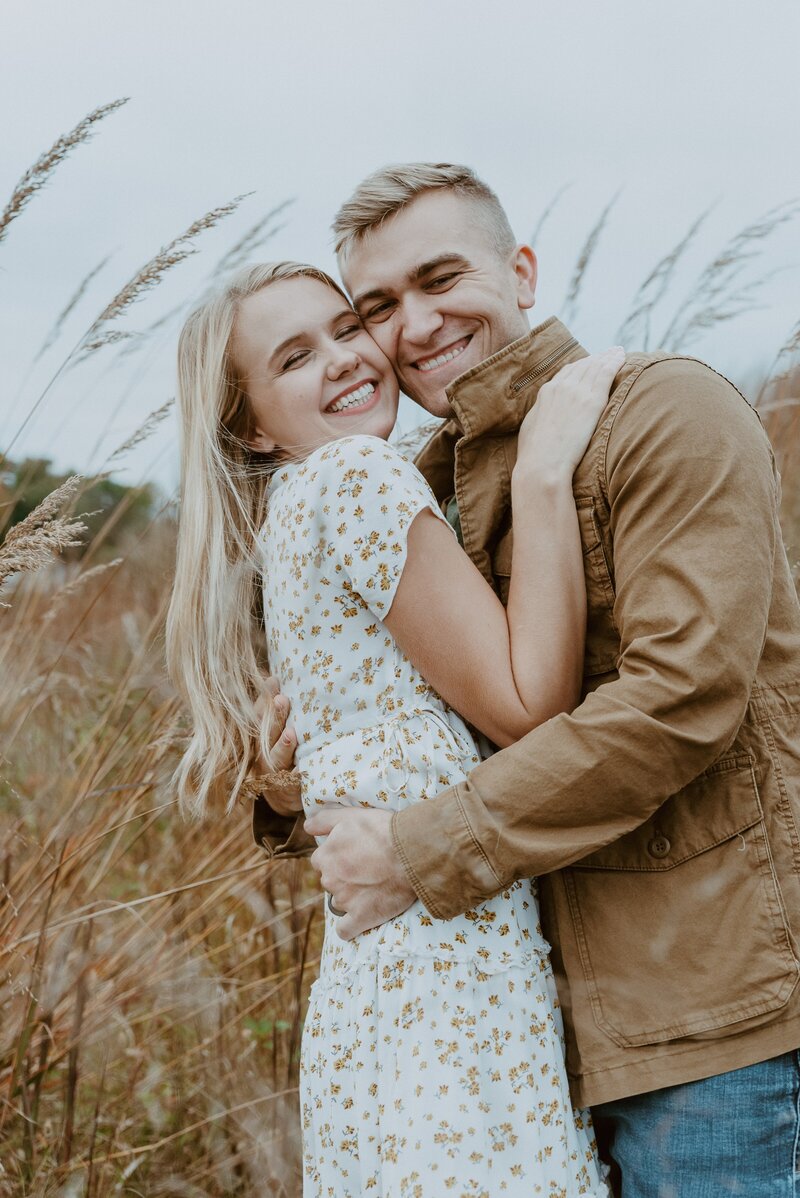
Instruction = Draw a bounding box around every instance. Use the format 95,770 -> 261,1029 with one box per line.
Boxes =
1,107 -> 319,1197
1,522 -> 320,1196
1,108 -> 798,1197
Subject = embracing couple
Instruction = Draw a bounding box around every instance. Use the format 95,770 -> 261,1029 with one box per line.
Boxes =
167,164 -> 800,1196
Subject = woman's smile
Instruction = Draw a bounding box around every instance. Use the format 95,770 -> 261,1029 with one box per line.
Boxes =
325,379 -> 379,415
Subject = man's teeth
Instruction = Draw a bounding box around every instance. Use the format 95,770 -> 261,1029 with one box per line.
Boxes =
417,341 -> 467,373
328,382 -> 375,414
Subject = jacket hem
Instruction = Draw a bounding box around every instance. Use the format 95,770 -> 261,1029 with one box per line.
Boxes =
575,1011 -> 800,1107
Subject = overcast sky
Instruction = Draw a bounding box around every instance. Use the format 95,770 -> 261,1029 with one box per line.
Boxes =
1,0 -> 798,490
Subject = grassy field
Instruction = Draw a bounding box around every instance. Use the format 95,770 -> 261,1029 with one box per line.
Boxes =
0,515 -> 321,1197
1,106 -> 798,1196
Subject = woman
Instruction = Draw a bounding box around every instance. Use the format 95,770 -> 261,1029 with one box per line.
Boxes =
167,261 -> 621,1196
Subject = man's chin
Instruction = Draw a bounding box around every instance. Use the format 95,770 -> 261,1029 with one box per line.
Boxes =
399,373 -> 453,419
404,389 -> 453,420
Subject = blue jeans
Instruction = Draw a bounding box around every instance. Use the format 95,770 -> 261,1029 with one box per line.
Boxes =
591,1050 -> 800,1196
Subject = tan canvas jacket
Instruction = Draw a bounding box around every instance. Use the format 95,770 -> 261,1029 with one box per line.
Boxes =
255,317 -> 800,1107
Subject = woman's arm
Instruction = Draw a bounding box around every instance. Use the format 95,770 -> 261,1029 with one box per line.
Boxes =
384,348 -> 624,747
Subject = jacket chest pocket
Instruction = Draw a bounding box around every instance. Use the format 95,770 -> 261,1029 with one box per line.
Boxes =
492,500 -> 619,675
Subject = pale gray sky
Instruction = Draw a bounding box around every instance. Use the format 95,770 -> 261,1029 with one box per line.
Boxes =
1,0 -> 799,488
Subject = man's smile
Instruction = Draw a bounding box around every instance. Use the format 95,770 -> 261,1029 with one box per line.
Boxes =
413,335 -> 472,373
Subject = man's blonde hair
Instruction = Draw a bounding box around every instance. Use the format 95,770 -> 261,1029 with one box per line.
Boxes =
333,162 -> 517,261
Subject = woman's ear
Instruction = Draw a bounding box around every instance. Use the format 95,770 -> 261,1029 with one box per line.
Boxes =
246,424 -> 277,455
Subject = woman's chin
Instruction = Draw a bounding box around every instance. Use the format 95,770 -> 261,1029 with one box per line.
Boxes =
328,407 -> 398,442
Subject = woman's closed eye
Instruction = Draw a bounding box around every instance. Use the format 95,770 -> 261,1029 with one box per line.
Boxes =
334,321 -> 362,340
282,348 -> 309,370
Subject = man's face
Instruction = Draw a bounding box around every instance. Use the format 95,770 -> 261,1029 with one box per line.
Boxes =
342,190 -> 538,418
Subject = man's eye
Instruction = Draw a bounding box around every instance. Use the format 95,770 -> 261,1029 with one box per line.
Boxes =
363,301 -> 394,323
428,273 -> 459,289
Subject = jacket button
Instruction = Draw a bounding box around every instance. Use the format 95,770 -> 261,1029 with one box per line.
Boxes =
648,836 -> 671,858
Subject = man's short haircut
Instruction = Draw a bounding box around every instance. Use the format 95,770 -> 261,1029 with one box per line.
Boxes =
333,162 -> 517,263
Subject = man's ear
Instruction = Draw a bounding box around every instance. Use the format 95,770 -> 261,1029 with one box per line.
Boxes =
513,245 -> 538,311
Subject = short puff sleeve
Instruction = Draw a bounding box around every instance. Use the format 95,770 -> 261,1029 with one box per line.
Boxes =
310,435 -> 454,618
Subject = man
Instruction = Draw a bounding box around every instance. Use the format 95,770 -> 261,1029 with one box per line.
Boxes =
254,163 -> 800,1193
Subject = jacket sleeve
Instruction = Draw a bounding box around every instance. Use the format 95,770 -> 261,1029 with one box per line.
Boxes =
251,797 -> 315,859
391,360 -> 780,919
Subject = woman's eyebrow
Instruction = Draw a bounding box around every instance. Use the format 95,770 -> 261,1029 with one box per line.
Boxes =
268,332 -> 306,364
268,310 -> 356,364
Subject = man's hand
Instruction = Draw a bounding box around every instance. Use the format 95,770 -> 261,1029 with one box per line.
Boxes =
304,807 -> 417,940
251,680 -> 302,816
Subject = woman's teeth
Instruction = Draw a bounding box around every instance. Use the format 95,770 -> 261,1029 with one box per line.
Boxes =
417,341 -> 467,373
328,382 -> 375,414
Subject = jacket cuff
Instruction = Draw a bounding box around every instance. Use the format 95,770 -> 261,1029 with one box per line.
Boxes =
391,784 -> 505,919
251,796 -> 314,859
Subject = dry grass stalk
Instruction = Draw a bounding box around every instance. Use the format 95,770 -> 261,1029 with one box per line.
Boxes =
0,477 -> 86,591
0,100 -> 128,246
110,197 -> 294,369
214,198 -> 295,277
113,299 -> 191,364
529,181 -> 572,247
661,197 -> 800,350
107,399 -> 174,463
35,254 -> 113,363
616,205 -> 714,349
41,558 -> 123,625
61,920 -> 93,1164
73,328 -> 137,363
757,318 -> 800,409
0,519 -> 86,591
84,195 -> 250,346
563,189 -> 621,322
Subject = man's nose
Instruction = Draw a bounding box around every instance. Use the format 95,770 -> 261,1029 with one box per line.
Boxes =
399,294 -> 443,346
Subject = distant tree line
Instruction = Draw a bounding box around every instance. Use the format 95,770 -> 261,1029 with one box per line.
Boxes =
1,457 -> 159,556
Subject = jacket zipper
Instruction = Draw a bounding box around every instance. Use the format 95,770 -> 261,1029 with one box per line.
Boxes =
511,337 -> 579,393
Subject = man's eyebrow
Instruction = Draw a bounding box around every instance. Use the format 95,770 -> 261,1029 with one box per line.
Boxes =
353,255 -> 469,310
268,308 -> 356,364
411,253 -> 469,281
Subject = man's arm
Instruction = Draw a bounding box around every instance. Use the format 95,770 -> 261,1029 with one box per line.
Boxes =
308,360 -> 779,933
392,360 -> 778,918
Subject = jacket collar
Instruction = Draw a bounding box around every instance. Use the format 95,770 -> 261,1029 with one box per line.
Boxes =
415,316 -> 588,496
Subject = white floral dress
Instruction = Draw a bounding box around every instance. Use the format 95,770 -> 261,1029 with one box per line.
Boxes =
260,435 -> 608,1198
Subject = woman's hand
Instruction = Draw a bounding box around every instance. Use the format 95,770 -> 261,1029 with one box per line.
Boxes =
250,681 -> 302,816
516,347 -> 625,484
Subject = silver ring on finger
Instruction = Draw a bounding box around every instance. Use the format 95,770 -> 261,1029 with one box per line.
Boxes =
327,892 -> 346,917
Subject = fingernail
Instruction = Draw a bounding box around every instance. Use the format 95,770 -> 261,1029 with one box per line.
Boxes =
282,730 -> 294,744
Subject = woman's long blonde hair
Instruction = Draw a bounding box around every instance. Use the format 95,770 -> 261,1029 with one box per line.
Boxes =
167,261 -> 348,818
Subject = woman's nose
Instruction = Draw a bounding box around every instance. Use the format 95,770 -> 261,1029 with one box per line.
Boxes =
327,346 -> 360,379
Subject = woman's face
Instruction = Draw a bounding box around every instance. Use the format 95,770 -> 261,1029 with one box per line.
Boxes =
230,276 -> 400,459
